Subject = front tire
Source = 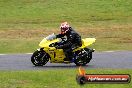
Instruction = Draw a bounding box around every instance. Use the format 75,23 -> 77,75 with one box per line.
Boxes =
31,50 -> 49,66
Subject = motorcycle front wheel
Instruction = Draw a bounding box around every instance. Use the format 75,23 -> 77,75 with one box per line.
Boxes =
31,50 -> 49,66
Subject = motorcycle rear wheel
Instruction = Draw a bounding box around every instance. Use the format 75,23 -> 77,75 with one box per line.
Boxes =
31,50 -> 49,66
74,48 -> 93,66
74,56 -> 89,66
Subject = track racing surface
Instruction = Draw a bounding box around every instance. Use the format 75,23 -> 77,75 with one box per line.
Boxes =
0,51 -> 132,70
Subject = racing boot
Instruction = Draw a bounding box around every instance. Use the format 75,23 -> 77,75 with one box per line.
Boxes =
64,53 -> 73,63
64,57 -> 70,63
63,48 -> 73,62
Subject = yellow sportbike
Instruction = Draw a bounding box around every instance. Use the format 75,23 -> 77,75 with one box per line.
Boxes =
31,33 -> 96,66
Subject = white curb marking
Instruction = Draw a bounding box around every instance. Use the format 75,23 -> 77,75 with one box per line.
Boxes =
26,53 -> 33,54
103,51 -> 115,53
0,54 -> 7,55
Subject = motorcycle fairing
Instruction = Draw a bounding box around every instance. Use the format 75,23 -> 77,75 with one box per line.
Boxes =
38,37 -> 96,63
48,49 -> 65,63
73,38 -> 96,52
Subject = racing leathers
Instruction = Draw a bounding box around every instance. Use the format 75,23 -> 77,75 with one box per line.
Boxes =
56,27 -> 82,61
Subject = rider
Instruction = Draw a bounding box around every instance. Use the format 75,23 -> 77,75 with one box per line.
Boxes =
56,22 -> 82,61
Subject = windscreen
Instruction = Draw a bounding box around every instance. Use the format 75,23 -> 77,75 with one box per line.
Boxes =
46,33 -> 56,40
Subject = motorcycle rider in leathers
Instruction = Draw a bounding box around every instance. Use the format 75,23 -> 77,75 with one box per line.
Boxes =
56,22 -> 82,61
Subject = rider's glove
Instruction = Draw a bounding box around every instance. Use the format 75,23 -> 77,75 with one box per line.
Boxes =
55,45 -> 63,49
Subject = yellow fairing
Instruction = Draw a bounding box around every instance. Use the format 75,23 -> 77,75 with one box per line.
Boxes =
39,38 -> 59,48
82,38 -> 96,47
38,38 -> 96,63
74,38 -> 96,51
39,38 -> 96,48
39,38 -> 65,62
49,49 -> 65,63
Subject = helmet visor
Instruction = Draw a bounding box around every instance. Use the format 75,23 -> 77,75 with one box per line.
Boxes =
61,28 -> 68,34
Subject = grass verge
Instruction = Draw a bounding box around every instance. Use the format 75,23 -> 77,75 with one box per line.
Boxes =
0,69 -> 131,88
0,25 -> 132,53
0,0 -> 132,53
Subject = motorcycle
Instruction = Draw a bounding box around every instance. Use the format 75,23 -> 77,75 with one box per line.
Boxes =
31,33 -> 96,66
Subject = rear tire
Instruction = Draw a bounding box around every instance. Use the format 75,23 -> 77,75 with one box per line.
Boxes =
31,50 -> 49,66
74,48 -> 93,66
84,48 -> 93,63
74,55 -> 89,66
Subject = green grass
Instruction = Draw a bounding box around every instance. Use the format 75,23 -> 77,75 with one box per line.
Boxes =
0,69 -> 132,88
0,39 -> 39,53
0,1 -> 132,88
0,0 -> 132,29
0,0 -> 132,53
0,27 -> 132,53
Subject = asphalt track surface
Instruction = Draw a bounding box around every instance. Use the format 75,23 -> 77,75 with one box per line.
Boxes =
0,51 -> 132,70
